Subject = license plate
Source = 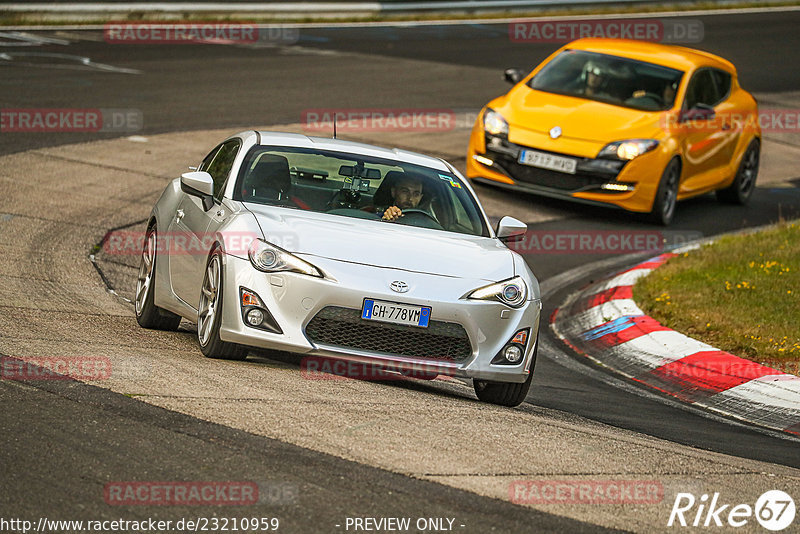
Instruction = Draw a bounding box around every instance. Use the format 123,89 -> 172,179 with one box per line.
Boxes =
361,299 -> 431,328
519,149 -> 577,174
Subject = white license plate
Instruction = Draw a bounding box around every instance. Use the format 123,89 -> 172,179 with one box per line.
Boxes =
361,299 -> 431,328
519,149 -> 577,174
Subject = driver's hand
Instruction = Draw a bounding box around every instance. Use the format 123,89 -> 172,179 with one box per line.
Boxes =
382,206 -> 403,221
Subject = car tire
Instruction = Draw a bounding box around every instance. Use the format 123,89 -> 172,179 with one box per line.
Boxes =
647,158 -> 681,226
473,339 -> 537,407
197,247 -> 248,361
716,138 -> 759,205
135,224 -> 182,331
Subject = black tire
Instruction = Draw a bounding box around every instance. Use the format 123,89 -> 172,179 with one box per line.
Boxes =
647,158 -> 681,226
473,339 -> 538,407
716,138 -> 759,205
134,224 -> 182,331
197,247 -> 248,361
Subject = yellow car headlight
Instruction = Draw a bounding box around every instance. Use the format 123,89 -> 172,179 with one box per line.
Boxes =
483,109 -> 509,138
598,139 -> 659,161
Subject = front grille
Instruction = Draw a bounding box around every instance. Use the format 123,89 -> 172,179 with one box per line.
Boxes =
305,306 -> 472,362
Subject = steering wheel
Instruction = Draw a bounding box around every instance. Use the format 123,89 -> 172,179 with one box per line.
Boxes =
643,92 -> 664,104
628,92 -> 664,109
394,208 -> 444,230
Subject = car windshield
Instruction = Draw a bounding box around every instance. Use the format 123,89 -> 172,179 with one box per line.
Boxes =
234,145 -> 489,237
529,49 -> 684,111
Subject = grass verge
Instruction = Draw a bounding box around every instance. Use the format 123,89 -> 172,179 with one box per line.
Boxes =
634,221 -> 800,376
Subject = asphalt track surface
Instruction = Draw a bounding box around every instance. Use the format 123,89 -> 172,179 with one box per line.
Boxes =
3,10 -> 800,157
2,8 -> 800,533
3,364 -> 606,533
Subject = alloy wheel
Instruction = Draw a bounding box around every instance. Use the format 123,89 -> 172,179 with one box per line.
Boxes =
739,145 -> 759,196
198,254 -> 221,346
135,230 -> 156,316
661,163 -> 679,223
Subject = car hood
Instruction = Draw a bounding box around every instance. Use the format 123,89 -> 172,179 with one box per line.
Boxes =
502,87 -> 663,143
245,204 -> 513,281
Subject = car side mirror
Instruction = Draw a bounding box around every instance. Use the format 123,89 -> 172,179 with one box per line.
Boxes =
496,216 -> 527,242
503,68 -> 526,85
680,103 -> 715,122
180,171 -> 215,211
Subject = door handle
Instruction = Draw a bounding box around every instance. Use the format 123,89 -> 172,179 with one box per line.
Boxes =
176,209 -> 184,222
216,209 -> 225,217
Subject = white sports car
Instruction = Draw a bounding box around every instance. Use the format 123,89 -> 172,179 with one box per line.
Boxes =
135,131 -> 542,406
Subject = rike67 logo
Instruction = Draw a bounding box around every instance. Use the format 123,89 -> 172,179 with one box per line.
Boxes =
668,490 -> 795,531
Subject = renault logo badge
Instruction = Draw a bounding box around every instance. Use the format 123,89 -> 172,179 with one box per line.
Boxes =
549,126 -> 562,139
390,281 -> 409,293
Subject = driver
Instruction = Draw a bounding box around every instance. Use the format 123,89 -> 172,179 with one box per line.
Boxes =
581,60 -> 610,99
381,174 -> 424,221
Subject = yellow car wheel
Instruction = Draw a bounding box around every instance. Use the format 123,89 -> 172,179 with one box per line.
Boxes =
648,158 -> 681,226
717,139 -> 760,205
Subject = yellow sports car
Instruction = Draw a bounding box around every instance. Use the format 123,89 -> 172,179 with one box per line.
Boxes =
467,38 -> 760,225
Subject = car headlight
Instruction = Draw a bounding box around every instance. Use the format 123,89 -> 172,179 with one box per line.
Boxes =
248,239 -> 322,277
483,109 -> 509,138
598,139 -> 659,160
467,276 -> 527,308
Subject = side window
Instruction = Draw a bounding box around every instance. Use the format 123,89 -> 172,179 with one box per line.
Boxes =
441,184 -> 483,235
684,70 -> 717,109
205,139 -> 241,200
198,145 -> 221,173
710,68 -> 732,102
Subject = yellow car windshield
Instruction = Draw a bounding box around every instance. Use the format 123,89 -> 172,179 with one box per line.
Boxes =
530,49 -> 684,111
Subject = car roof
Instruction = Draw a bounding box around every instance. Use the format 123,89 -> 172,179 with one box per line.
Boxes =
248,131 -> 451,172
565,38 -> 736,74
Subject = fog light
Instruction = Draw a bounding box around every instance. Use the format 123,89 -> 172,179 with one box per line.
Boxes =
246,308 -> 264,326
503,345 -> 523,363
